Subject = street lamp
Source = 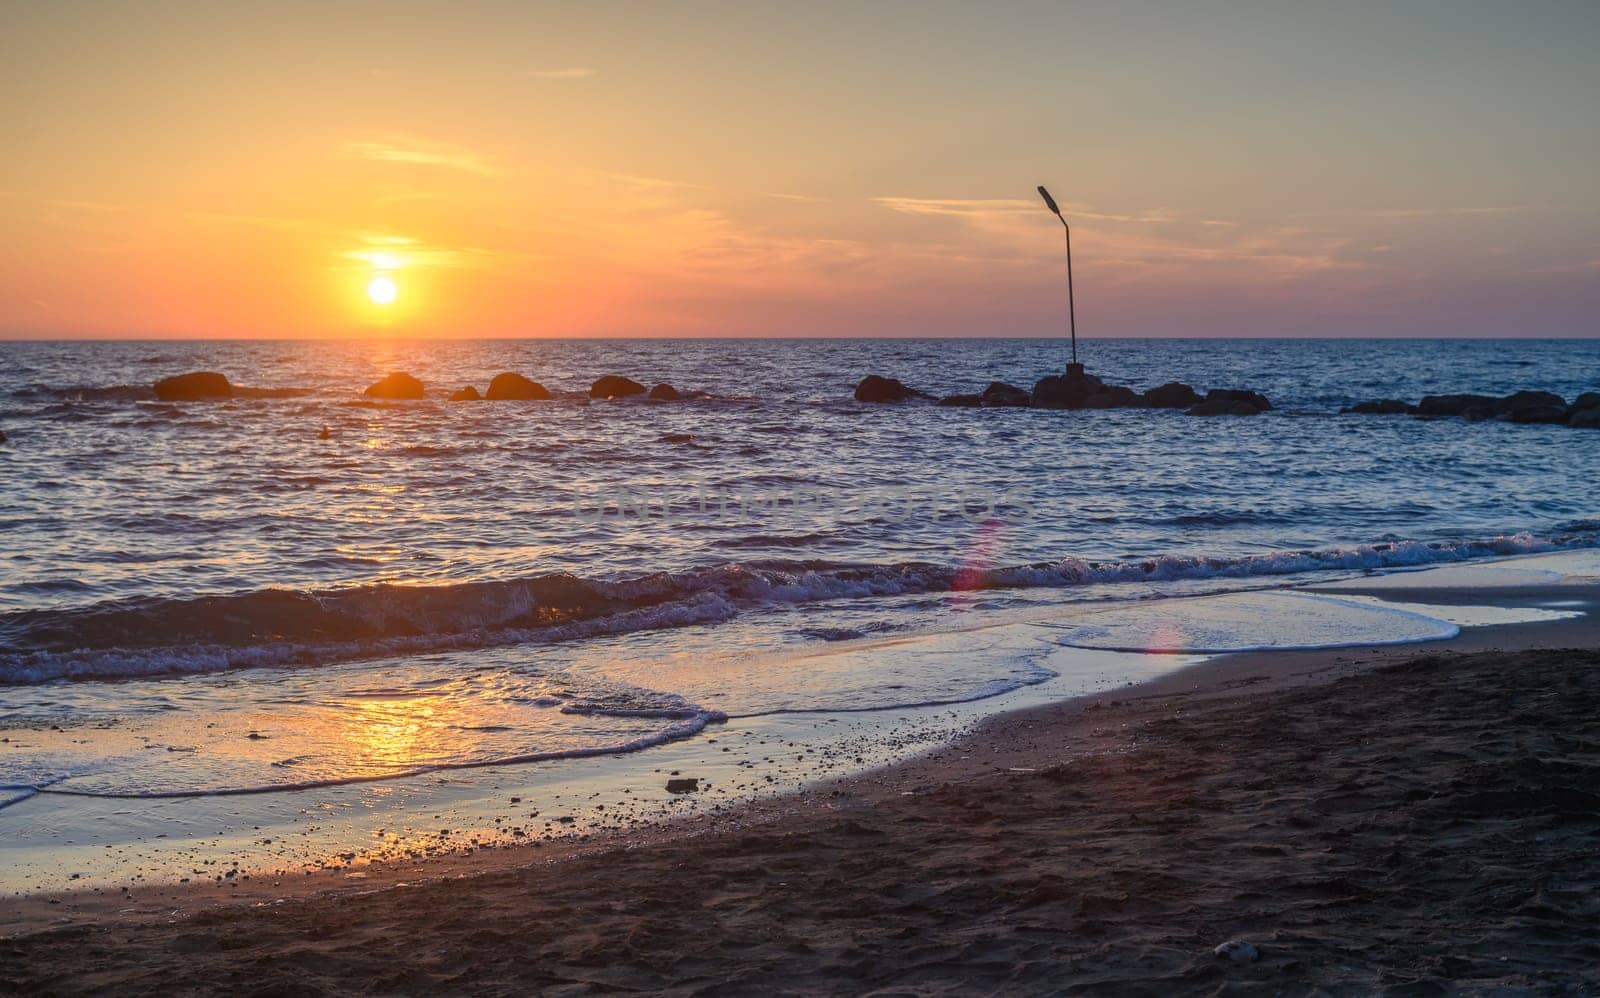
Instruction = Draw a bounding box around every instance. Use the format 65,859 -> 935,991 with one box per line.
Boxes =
1037,185 -> 1081,375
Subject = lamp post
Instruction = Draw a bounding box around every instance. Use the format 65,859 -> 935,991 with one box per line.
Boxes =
1036,185 -> 1081,376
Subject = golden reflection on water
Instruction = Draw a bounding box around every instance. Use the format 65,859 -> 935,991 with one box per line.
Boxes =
339,696 -> 440,773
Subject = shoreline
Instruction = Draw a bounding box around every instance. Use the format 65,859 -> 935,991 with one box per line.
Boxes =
5,573 -> 1596,940
5,609 -> 1597,991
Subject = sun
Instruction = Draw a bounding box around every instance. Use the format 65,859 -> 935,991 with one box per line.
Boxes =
367,274 -> 398,306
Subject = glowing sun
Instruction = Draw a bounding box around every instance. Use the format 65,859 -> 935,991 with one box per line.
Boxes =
367,274 -> 398,305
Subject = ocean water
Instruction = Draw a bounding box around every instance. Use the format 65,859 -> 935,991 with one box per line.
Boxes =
1,337 -> 1597,803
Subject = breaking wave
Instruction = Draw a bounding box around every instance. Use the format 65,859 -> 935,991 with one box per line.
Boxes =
2,528 -> 1591,685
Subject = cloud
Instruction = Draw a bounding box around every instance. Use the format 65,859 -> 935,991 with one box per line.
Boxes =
344,140 -> 499,176
766,193 -> 826,203
527,67 -> 597,79
599,171 -> 702,191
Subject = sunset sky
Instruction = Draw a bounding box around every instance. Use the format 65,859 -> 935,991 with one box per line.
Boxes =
3,1 -> 1597,339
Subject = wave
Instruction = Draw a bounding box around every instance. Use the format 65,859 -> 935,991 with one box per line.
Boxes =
1,528 -> 1592,685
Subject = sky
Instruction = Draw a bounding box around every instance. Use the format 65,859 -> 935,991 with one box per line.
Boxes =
2,0 -> 1597,339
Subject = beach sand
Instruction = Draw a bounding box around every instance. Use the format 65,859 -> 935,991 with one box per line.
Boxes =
4,584 -> 1598,995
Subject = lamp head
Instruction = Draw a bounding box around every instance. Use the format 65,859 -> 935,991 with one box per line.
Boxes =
1037,185 -> 1061,216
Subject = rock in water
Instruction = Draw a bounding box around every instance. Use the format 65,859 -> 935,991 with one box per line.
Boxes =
449,386 -> 482,401
0,429 -> 6,444
1030,369 -> 1104,409
1573,392 -> 1600,412
1494,389 -> 1565,415
1570,409 -> 1600,429
590,375 -> 647,399
1506,404 -> 1570,424
1203,388 -> 1272,412
1083,386 -> 1141,409
854,375 -> 928,403
364,372 -> 425,399
1343,399 -> 1414,414
1187,398 -> 1263,417
937,393 -> 983,407
485,373 -> 551,400
665,778 -> 700,794
1142,382 -> 1201,408
1417,393 -> 1497,417
648,383 -> 681,401
1213,940 -> 1259,963
154,371 -> 233,401
980,382 -> 1031,408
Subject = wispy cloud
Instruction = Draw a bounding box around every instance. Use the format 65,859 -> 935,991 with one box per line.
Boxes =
527,67 -> 597,79
599,171 -> 702,191
344,140 -> 499,176
766,192 -> 827,203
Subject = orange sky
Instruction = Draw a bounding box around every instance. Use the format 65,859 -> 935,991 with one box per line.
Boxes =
3,1 -> 1597,338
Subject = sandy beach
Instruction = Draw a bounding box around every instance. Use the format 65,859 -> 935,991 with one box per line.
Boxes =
5,578 -> 1598,995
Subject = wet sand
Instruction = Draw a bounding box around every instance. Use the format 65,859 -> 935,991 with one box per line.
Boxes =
3,583 -> 1598,995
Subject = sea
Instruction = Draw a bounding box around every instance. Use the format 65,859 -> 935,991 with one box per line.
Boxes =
1,337 -> 1597,807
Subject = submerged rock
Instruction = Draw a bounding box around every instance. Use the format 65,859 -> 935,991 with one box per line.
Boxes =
590,375 -> 647,400
485,373 -> 551,400
449,386 -> 482,402
364,372 -> 425,400
154,371 -> 233,401
980,382 -> 1031,408
1142,382 -> 1200,409
648,383 -> 681,401
937,393 -> 983,408
854,375 -> 928,403
1343,399 -> 1414,415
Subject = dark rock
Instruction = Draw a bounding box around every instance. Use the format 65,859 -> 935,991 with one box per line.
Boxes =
853,375 -> 929,403
1494,390 -> 1565,415
449,386 -> 482,402
648,383 -> 681,401
937,394 -> 983,408
1030,369 -> 1104,409
1203,388 -> 1272,412
1343,399 -> 1414,415
1187,398 -> 1263,417
1417,394 -> 1497,417
485,373 -> 551,400
665,777 -> 700,794
1570,409 -> 1600,429
980,382 -> 1031,408
154,371 -> 233,401
590,375 -> 647,400
1142,382 -> 1201,408
0,429 -> 6,444
1573,392 -> 1600,412
1083,386 -> 1141,409
364,372 -> 425,400
659,432 -> 694,443
1506,404 -> 1570,425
